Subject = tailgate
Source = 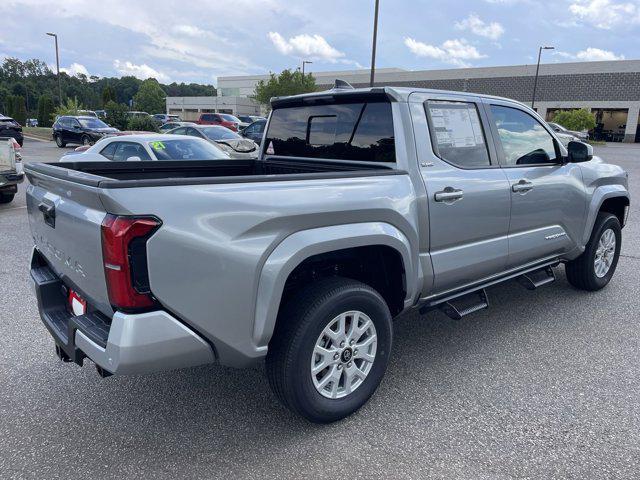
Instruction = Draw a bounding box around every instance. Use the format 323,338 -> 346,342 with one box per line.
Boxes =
26,168 -> 113,316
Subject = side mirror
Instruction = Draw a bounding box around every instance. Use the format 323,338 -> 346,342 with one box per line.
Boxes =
126,156 -> 142,162
567,141 -> 593,163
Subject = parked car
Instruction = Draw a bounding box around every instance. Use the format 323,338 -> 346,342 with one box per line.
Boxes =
52,116 -> 119,147
78,110 -> 98,118
58,134 -> 230,162
0,137 -> 23,204
0,115 -> 24,146
239,119 -> 266,145
95,110 -> 107,119
236,115 -> 256,129
196,113 -> 241,131
24,84 -> 630,423
69,131 -> 159,153
153,114 -> 182,124
168,124 -> 258,158
158,121 -> 197,133
548,122 -> 589,141
26,118 -> 38,127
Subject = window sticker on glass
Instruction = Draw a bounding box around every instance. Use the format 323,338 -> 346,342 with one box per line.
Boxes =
150,141 -> 166,150
429,103 -> 485,148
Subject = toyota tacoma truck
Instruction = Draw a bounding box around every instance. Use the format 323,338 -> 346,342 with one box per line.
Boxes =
25,83 -> 630,423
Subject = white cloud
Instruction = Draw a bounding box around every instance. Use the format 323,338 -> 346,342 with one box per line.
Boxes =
404,37 -> 486,67
554,47 -> 625,61
268,32 -> 345,62
576,47 -> 626,61
60,62 -> 90,77
455,14 -> 504,40
113,60 -> 169,82
569,0 -> 640,29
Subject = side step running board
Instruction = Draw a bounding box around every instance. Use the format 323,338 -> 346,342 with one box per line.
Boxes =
516,266 -> 556,290
437,288 -> 489,320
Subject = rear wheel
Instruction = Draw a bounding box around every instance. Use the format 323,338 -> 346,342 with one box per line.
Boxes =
566,212 -> 621,291
266,277 -> 393,423
0,192 -> 15,204
54,134 -> 66,148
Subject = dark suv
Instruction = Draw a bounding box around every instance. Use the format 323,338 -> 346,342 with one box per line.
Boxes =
0,115 -> 24,146
52,116 -> 118,147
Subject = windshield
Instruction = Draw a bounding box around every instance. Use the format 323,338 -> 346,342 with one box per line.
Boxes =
148,139 -> 229,160
78,117 -> 110,129
202,126 -> 240,141
220,114 -> 241,123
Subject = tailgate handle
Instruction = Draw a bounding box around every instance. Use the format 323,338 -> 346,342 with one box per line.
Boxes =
38,201 -> 56,228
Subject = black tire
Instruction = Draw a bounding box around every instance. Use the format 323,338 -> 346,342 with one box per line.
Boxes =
266,277 -> 393,423
0,192 -> 15,204
54,134 -> 66,148
81,135 -> 92,146
566,212 -> 621,291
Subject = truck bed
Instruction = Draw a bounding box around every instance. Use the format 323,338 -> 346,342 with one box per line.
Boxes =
26,159 -> 401,188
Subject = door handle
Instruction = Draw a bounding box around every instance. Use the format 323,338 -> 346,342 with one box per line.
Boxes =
434,187 -> 464,203
512,179 -> 534,193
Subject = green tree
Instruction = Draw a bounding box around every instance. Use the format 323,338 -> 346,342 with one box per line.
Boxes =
4,94 -> 15,117
553,109 -> 596,132
12,95 -> 27,125
102,84 -> 117,106
104,100 -> 129,130
37,94 -> 54,127
53,96 -> 83,117
126,115 -> 159,132
254,69 -> 316,109
133,78 -> 165,113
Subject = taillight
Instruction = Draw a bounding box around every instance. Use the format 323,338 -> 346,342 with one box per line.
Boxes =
101,214 -> 161,311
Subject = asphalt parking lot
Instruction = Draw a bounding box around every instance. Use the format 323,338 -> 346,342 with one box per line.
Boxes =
1,138 -> 639,479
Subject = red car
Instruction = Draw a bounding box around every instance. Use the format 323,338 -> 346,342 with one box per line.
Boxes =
196,113 -> 241,131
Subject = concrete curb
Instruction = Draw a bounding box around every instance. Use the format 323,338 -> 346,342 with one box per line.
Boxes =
23,135 -> 52,143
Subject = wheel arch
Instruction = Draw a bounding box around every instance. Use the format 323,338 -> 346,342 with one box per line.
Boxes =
252,222 -> 419,349
582,187 -> 630,246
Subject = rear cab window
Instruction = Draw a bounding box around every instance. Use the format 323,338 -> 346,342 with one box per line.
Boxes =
263,100 -> 395,163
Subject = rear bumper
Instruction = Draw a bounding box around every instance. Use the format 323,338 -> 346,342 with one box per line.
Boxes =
31,249 -> 215,375
0,171 -> 23,189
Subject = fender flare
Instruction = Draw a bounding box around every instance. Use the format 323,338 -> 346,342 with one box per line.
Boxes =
581,186 -> 630,245
252,222 -> 418,348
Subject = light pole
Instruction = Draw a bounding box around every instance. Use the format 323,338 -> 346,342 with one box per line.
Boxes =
302,60 -> 313,76
369,0 -> 380,87
46,32 -> 62,104
531,45 -> 554,110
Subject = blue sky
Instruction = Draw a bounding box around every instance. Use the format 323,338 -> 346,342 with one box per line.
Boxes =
0,0 -> 638,84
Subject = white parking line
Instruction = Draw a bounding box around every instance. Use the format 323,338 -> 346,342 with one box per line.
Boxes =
0,205 -> 27,212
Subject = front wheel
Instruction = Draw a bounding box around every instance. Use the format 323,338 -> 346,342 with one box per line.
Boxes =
54,134 -> 66,148
566,212 -> 622,291
81,135 -> 92,146
266,277 -> 393,423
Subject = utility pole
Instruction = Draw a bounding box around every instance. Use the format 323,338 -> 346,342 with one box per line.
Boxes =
531,45 -> 554,110
369,0 -> 380,87
302,60 -> 313,76
46,32 -> 63,104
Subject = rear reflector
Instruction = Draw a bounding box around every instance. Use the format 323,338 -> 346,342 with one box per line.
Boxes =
101,214 -> 160,310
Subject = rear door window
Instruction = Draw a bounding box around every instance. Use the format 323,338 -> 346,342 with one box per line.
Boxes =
112,142 -> 152,161
264,101 -> 395,162
425,100 -> 490,168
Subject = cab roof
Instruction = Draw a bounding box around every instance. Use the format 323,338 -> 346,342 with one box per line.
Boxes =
271,83 -> 526,110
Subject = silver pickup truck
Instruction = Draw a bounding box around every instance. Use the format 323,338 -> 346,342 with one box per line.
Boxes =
25,84 -> 630,423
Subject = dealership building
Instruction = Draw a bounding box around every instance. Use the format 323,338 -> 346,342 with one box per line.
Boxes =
166,59 -> 640,142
